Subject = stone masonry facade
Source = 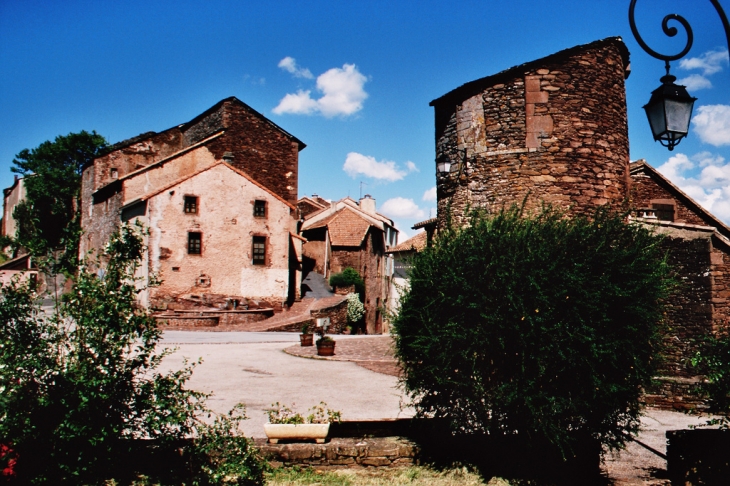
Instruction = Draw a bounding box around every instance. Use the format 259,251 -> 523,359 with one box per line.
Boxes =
432,37 -> 631,226
430,37 -> 730,407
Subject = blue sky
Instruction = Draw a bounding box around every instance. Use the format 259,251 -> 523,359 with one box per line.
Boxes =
2,0 -> 730,239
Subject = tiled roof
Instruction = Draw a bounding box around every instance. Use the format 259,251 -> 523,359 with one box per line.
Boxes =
387,231 -> 427,254
328,207 -> 372,246
412,218 -> 437,229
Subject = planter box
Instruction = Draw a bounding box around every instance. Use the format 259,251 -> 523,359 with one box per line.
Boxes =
264,423 -> 330,444
300,333 -> 313,346
317,340 -> 336,356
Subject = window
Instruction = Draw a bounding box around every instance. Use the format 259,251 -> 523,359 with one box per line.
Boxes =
254,200 -> 267,218
184,196 -> 198,214
652,203 -> 675,222
252,236 -> 266,265
188,232 -> 202,254
110,168 -> 118,179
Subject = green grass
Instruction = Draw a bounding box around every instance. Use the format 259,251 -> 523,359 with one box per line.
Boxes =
265,465 -> 508,485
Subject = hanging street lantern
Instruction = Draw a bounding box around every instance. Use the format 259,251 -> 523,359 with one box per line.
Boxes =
643,73 -> 697,151
629,0 -> 730,150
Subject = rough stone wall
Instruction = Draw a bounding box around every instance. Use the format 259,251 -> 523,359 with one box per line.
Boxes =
79,160 -> 125,256
711,237 -> 730,331
2,177 -> 25,238
92,129 -> 184,191
434,38 -> 630,226
631,171 -> 714,226
329,229 -> 386,334
204,99 -> 301,205
657,231 -> 713,378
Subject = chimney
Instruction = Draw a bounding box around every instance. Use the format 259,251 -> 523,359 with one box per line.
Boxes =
359,194 -> 376,215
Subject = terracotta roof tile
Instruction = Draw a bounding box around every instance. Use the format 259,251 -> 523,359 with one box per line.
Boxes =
328,208 -> 372,246
387,231 -> 427,253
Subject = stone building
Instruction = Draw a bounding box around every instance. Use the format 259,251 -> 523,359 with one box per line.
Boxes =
80,97 -> 306,312
629,160 -> 730,406
299,196 -> 398,334
428,36 -> 730,406
431,37 -> 631,225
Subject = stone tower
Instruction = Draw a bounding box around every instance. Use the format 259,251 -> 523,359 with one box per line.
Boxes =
431,37 -> 632,225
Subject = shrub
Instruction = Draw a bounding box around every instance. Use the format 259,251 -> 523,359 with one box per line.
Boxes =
329,267 -> 365,297
393,206 -> 675,455
0,222 -> 266,485
345,292 -> 365,326
692,331 -> 730,425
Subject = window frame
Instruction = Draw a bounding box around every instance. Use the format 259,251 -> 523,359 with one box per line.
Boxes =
188,232 -> 202,255
184,195 -> 199,215
253,199 -> 267,218
252,235 -> 266,265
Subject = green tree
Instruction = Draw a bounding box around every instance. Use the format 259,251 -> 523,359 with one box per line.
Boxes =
10,130 -> 108,273
393,206 -> 675,456
0,223 -> 265,485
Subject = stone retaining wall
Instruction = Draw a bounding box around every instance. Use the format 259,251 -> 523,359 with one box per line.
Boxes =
255,437 -> 418,469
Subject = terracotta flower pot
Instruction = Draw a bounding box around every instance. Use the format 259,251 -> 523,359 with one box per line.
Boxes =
300,333 -> 313,346
316,340 -> 336,356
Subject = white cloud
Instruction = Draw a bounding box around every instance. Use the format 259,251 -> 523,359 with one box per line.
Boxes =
422,186 -> 437,202
692,104 -> 730,146
272,90 -> 319,115
343,152 -> 408,181
656,151 -> 730,223
277,56 -> 313,79
406,161 -> 419,173
679,49 -> 728,76
677,74 -> 712,91
274,63 -> 368,117
379,197 -> 427,220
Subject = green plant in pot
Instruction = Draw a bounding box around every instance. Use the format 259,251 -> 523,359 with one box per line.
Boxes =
299,321 -> 313,347
315,320 -> 336,356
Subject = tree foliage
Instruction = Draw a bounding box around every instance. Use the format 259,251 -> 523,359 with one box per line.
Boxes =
0,223 -> 265,485
692,331 -> 730,422
393,206 -> 675,455
329,267 -> 365,298
10,130 -> 108,273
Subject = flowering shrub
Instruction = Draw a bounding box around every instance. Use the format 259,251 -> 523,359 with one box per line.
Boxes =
346,292 -> 365,325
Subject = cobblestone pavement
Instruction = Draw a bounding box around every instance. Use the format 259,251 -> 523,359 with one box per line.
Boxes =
284,335 -> 402,377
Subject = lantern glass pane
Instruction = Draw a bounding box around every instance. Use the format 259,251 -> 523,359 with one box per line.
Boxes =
645,101 -> 667,138
664,99 -> 693,134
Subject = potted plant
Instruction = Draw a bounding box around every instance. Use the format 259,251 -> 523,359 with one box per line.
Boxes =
315,322 -> 336,356
299,321 -> 313,347
263,402 -> 341,444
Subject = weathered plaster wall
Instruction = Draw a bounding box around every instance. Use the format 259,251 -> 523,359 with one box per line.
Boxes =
433,38 -> 630,226
144,163 -> 295,306
92,130 -> 185,192
123,146 -> 218,204
2,177 -> 25,238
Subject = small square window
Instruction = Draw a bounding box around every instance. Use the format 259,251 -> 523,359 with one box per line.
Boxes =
188,232 -> 202,254
252,236 -> 266,265
653,203 -> 675,222
254,200 -> 267,218
110,168 -> 119,179
184,196 -> 198,214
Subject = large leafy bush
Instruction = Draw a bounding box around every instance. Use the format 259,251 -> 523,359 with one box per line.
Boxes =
393,206 -> 674,455
0,223 -> 265,485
